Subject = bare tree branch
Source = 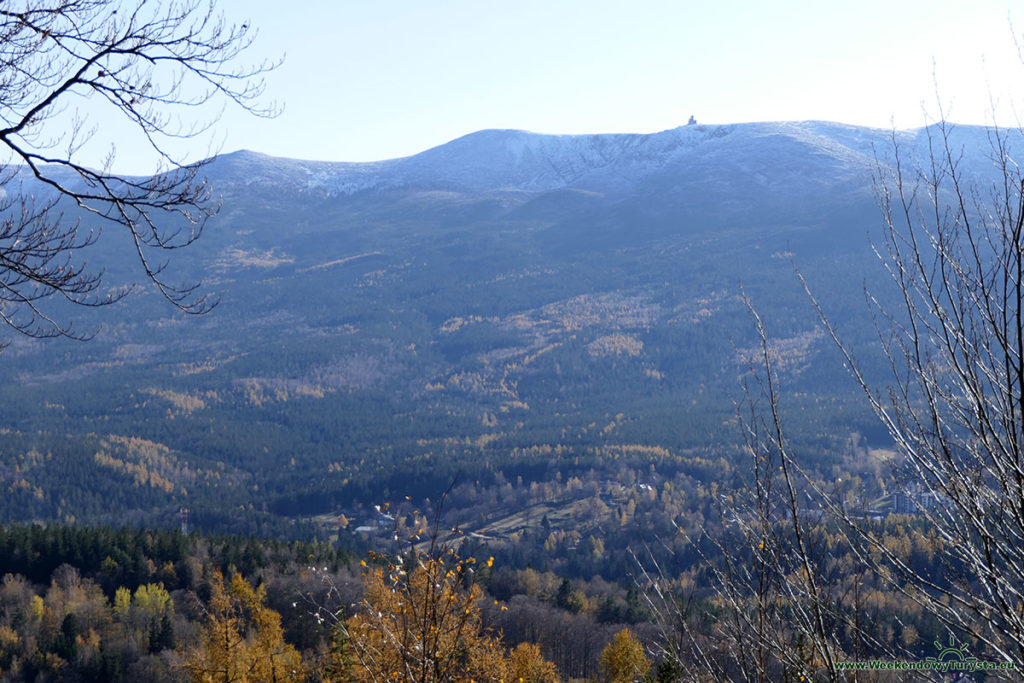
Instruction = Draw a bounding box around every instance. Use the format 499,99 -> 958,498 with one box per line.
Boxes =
790,117 -> 1024,673
0,0 -> 279,343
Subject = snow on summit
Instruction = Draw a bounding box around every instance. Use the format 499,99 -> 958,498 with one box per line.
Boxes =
207,122 -> 1006,199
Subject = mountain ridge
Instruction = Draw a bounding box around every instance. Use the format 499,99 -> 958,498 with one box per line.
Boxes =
206,121 -> 1005,206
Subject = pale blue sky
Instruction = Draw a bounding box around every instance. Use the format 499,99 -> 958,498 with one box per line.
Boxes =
96,1 -> 1024,173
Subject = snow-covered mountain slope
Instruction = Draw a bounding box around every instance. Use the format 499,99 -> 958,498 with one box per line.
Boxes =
204,121 -> 1012,201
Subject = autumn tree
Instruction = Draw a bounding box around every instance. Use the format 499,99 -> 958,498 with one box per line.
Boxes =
313,490 -> 560,682
599,628 -> 650,683
113,581 -> 175,653
505,642 -> 561,683
339,551 -> 510,683
0,1 -> 276,344
180,570 -> 305,683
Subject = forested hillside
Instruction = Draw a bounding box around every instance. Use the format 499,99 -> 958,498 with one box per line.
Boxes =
1,121 -> 942,537
4,121 -> 1024,679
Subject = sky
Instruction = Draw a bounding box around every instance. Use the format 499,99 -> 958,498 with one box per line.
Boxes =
88,0 -> 1024,173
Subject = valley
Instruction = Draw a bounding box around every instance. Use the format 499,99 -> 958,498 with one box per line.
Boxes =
0,121 -> 968,542
1,119 -> 1019,679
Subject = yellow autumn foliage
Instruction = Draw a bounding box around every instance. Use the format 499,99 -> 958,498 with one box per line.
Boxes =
339,552 -> 559,683
180,571 -> 305,682
599,628 -> 650,683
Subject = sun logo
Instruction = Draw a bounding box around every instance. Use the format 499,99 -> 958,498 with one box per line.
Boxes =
925,633 -> 976,663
